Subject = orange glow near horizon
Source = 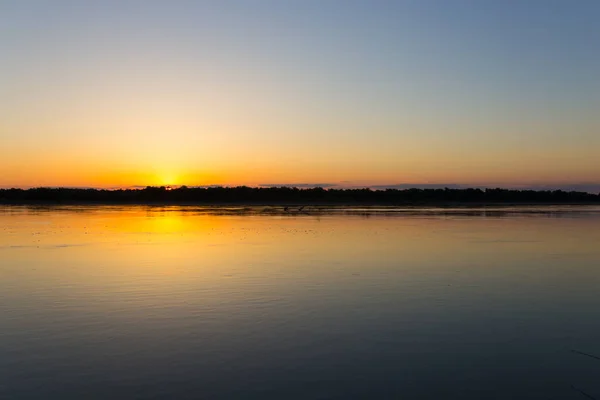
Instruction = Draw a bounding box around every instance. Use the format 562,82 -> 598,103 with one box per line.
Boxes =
0,121 -> 598,189
0,154 -> 597,190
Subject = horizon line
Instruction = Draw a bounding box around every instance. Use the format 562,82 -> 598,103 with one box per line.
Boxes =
1,183 -> 599,194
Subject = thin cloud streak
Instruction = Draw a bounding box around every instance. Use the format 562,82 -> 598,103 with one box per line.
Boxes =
369,183 -> 600,193
259,183 -> 338,189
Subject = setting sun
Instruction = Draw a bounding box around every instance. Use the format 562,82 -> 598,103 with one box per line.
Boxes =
158,173 -> 178,187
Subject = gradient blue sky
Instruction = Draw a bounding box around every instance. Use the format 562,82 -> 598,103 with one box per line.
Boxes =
1,0 -> 599,189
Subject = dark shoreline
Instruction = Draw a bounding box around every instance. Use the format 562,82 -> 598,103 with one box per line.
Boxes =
1,186 -> 599,206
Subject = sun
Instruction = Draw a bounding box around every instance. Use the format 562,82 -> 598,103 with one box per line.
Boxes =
157,172 -> 178,187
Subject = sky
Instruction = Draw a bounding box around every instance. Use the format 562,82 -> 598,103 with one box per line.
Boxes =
1,0 -> 599,190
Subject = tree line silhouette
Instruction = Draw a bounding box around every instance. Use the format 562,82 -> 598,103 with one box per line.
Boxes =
0,186 -> 598,204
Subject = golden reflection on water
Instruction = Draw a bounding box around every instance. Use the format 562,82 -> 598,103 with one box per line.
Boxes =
2,206 -> 600,311
2,206 -> 599,278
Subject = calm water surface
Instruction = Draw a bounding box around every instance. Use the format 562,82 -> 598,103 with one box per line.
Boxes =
1,206 -> 600,399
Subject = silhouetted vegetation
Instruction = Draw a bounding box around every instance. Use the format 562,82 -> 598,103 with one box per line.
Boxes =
0,186 -> 598,205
